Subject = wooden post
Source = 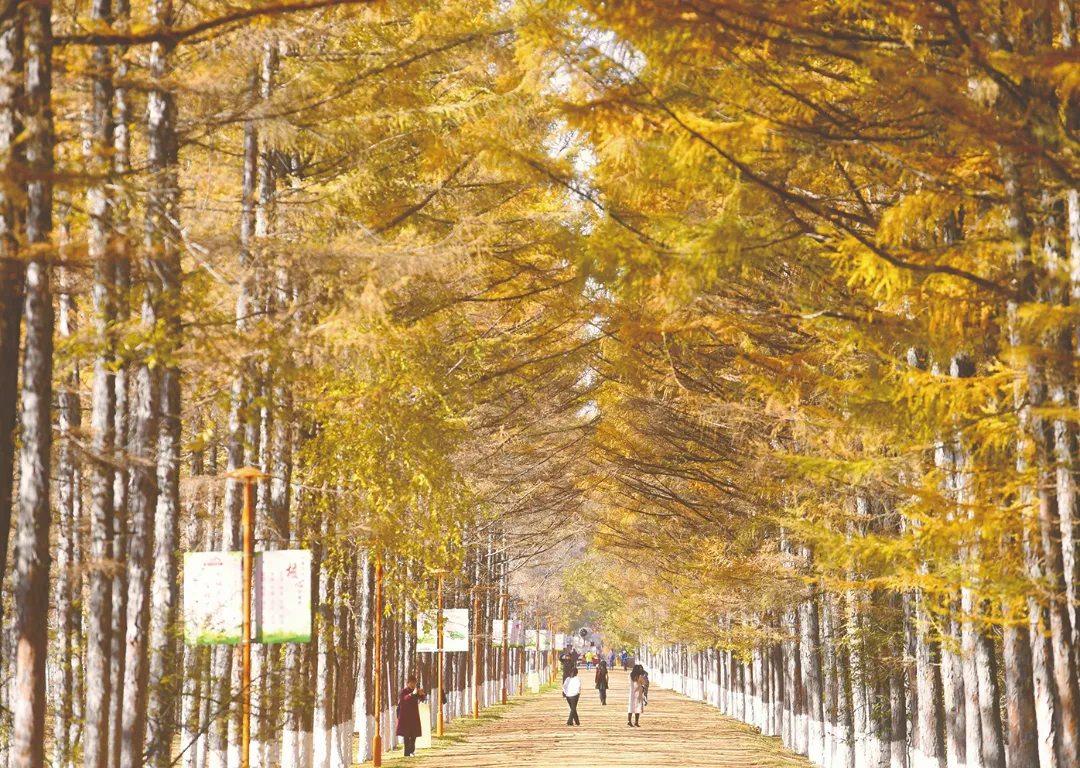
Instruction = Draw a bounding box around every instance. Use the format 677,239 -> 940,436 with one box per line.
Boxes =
500,593 -> 510,705
374,558 -> 383,767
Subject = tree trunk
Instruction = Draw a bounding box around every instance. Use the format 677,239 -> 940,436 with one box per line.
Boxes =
53,253 -> 79,768
83,0 -> 117,762
1002,600 -> 1040,768
108,1 -> 133,761
10,0 -> 53,762
0,9 -> 23,669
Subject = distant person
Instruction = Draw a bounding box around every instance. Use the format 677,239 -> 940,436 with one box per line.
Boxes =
627,664 -> 647,727
585,649 -> 593,670
397,675 -> 427,757
595,659 -> 609,705
608,650 -> 615,667
562,667 -> 582,726
621,650 -> 629,670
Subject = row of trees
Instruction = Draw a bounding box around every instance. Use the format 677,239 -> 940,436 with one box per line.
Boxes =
0,0 -> 594,765
534,2 -> 1080,768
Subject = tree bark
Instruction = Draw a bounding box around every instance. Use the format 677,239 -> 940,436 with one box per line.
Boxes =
10,0 -> 53,763
0,9 -> 23,662
83,0 -> 117,761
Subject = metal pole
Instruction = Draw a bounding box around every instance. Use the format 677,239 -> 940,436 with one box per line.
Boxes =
241,475 -> 254,768
535,612 -> 540,680
547,617 -> 554,683
473,587 -> 480,719
516,601 -> 525,695
437,575 -> 444,737
500,594 -> 509,705
373,558 -> 384,767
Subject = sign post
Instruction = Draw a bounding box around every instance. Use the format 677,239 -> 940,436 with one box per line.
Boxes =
516,601 -> 526,696
427,568 -> 452,738
373,556 -> 384,767
499,592 -> 511,704
227,466 -> 266,768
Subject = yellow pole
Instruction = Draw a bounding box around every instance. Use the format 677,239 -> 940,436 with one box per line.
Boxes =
473,586 -> 481,719
437,575 -> 445,737
516,601 -> 526,695
535,612 -> 540,681
499,593 -> 510,705
373,558 -> 383,767
225,468 -> 267,768
241,475 -> 253,768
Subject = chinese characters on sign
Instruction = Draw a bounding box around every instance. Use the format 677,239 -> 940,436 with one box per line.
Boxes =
184,552 -> 243,645
255,550 -> 312,643
183,550 -> 313,646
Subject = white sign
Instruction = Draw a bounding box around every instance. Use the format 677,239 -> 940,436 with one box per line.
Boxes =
417,702 -> 432,750
508,618 -> 524,648
555,633 -> 566,650
255,550 -> 312,643
184,550 -> 313,646
492,620 -> 504,647
540,630 -> 551,651
184,552 -> 243,645
417,608 -> 470,652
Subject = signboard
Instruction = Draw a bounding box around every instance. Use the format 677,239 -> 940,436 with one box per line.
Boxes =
255,550 -> 312,643
555,633 -> 566,650
508,619 -> 524,648
416,702 -> 432,750
184,550 -> 313,646
525,629 -> 538,651
184,552 -> 243,645
492,620 -> 505,647
539,630 -> 551,651
417,608 -> 470,652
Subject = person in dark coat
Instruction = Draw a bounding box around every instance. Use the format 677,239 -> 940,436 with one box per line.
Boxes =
560,647 -> 580,680
595,659 -> 609,705
396,675 -> 426,757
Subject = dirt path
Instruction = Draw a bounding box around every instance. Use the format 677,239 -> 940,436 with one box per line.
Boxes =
370,668 -> 812,768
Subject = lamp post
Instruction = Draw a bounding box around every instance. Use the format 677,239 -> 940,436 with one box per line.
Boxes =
471,586 -> 495,719
498,592 -> 511,704
547,616 -> 555,683
428,568 -> 452,737
535,611 -> 541,681
225,467 -> 267,768
373,556 -> 384,766
516,600 -> 526,695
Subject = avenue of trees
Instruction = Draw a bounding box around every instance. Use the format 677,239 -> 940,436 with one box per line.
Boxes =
6,1 -> 1080,768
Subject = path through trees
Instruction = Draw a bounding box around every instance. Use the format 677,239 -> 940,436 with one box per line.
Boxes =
371,669 -> 811,768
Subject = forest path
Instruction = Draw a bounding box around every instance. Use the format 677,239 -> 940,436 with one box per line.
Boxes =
369,668 -> 812,768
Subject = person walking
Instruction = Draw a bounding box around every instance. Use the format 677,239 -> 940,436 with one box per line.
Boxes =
563,667 -> 582,726
608,650 -> 615,668
595,659 -> 609,705
396,675 -> 427,757
627,664 -> 647,727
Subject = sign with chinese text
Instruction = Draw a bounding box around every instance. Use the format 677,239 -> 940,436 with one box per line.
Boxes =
417,609 -> 470,652
255,550 -> 312,643
183,550 -> 312,646
184,552 -> 243,645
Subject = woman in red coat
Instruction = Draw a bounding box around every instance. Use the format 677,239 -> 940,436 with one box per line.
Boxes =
396,676 -> 426,758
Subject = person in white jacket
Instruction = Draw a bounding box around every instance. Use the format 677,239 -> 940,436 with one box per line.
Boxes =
562,667 -> 582,725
